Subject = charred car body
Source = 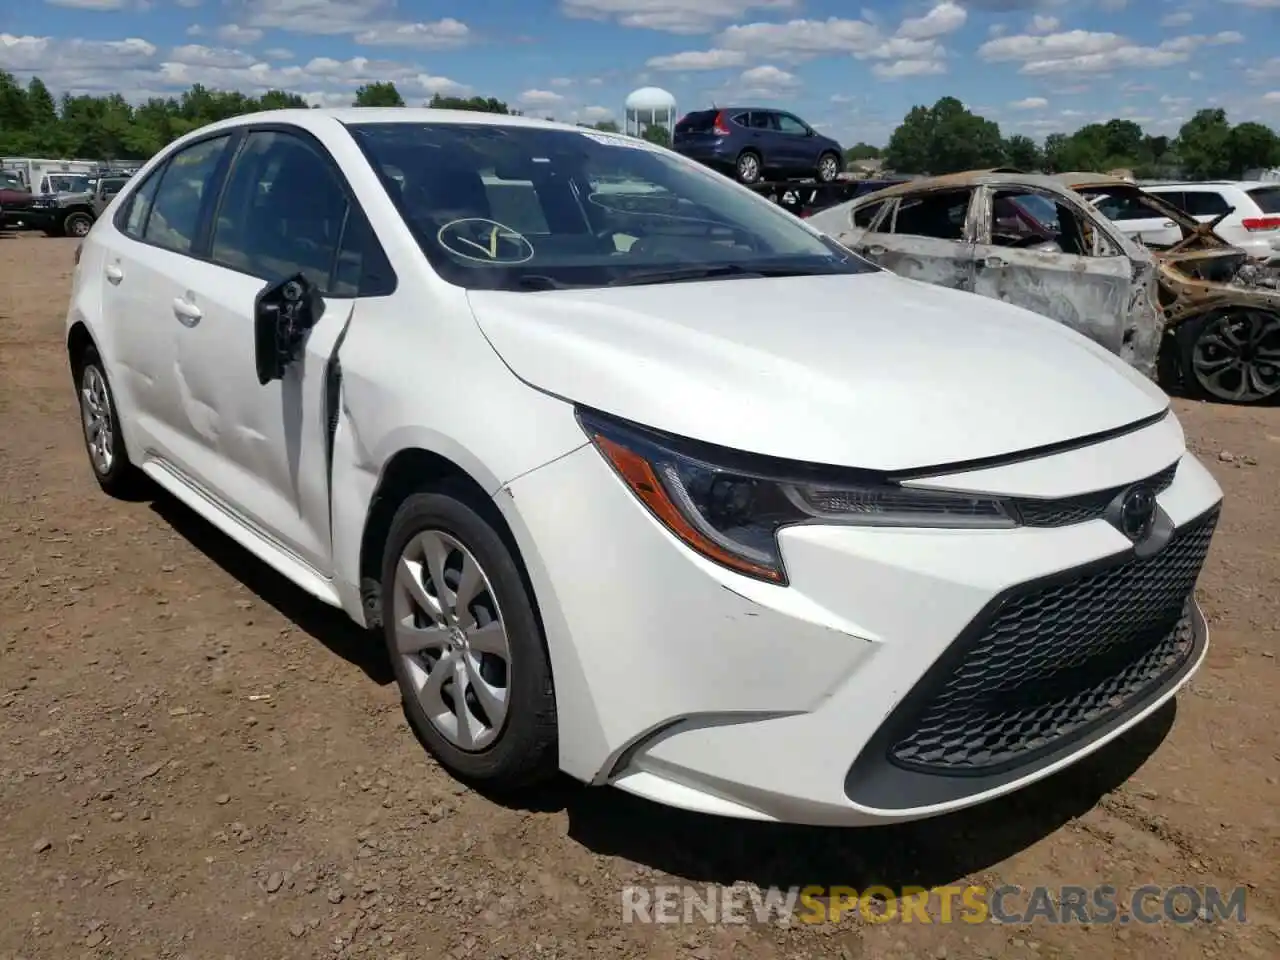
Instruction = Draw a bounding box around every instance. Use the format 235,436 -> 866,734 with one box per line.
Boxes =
806,169 -> 1280,405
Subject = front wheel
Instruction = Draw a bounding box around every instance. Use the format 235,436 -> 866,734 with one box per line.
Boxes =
816,152 -> 841,182
1177,308 -> 1280,404
381,490 -> 558,790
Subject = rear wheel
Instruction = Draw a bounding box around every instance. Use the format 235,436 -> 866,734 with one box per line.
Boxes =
75,345 -> 142,496
735,150 -> 762,184
1177,308 -> 1280,404
63,211 -> 93,238
380,490 -> 558,790
816,152 -> 841,182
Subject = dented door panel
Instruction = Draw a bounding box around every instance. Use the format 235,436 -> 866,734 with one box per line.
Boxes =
167,259 -> 350,575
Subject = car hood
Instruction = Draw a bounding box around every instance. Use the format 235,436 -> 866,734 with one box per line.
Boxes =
466,272 -> 1169,472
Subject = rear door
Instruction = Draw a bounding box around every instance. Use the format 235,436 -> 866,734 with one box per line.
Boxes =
859,187 -> 978,291
971,185 -> 1136,355
94,133 -> 236,461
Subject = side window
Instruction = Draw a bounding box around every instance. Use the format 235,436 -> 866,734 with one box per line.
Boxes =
891,190 -> 972,241
143,136 -> 231,254
1181,190 -> 1230,217
211,129 -> 393,297
852,200 -> 885,229
776,114 -> 809,135
1156,191 -> 1187,214
1095,194 -> 1150,222
990,189 -> 1105,258
121,170 -> 162,238
211,130 -> 348,292
729,113 -> 749,128
749,112 -> 776,131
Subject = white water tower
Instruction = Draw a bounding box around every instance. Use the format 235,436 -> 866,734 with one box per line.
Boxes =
624,86 -> 676,138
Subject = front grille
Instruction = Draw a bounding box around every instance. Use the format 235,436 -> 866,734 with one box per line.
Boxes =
888,506 -> 1217,775
1013,461 -> 1179,528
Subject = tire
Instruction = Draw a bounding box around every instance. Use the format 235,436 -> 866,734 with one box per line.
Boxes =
74,345 -> 143,497
380,489 -> 558,790
816,152 -> 841,183
1176,308 -> 1280,405
735,150 -> 762,184
62,211 -> 93,238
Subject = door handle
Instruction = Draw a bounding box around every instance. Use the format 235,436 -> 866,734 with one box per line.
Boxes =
105,264 -> 123,284
1162,220 -> 1176,228
984,256 -> 1006,268
172,298 -> 202,324
865,244 -> 886,256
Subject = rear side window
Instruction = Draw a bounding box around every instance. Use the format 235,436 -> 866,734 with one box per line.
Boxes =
674,111 -> 716,134
143,135 -> 232,254
1179,190 -> 1231,217
892,190 -> 972,241
1246,186 -> 1280,213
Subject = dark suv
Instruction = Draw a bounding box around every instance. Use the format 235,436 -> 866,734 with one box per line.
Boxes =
672,108 -> 844,184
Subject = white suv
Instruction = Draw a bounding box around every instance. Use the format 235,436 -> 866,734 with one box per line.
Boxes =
1141,181 -> 1280,262
65,108 -> 1224,826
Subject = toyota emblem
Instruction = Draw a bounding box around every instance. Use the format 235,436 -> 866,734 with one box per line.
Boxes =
1116,485 -> 1157,542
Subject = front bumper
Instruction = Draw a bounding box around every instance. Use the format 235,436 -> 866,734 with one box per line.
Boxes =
499,413 -> 1224,826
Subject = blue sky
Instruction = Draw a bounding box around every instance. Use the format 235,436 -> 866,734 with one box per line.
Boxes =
3,0 -> 1280,145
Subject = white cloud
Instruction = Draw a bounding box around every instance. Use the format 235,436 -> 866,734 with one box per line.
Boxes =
216,25 -> 264,45
519,88 -> 566,108
238,0 -> 472,49
1159,11 -> 1193,27
715,18 -> 882,58
559,0 -> 800,35
1264,91 -> 1280,102
576,104 -> 615,121
1010,96 -> 1048,109
896,1 -> 966,41
646,48 -> 746,70
1027,15 -> 1059,34
988,24 -> 1007,37
872,58 -> 946,78
977,29 -> 1244,75
44,0 -> 150,8
264,47 -> 293,59
549,76 -> 574,87
729,64 -> 801,98
0,32 -> 469,104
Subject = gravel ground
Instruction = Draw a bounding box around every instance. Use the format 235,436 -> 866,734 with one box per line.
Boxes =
1,234 -> 1277,960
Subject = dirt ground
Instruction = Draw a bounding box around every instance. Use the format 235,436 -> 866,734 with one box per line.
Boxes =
0,234 -> 1276,960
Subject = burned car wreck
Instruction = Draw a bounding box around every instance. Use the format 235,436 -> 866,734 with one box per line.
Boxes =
806,169 -> 1280,405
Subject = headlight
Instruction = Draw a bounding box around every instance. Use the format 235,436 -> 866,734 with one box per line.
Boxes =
578,409 -> 1017,585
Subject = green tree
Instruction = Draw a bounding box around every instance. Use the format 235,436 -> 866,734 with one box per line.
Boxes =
1176,108 -> 1233,179
591,119 -> 620,132
1003,134 -> 1042,171
354,82 -> 405,107
844,142 -> 881,162
640,123 -> 670,148
428,93 -> 513,114
884,97 -> 1005,174
1226,121 -> 1280,176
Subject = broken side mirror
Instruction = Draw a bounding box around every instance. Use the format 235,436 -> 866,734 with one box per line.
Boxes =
253,273 -> 324,385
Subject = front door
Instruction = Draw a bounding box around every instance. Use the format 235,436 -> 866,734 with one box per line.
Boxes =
167,128 -> 379,574
855,188 -> 978,291
774,112 -> 815,171
972,185 -> 1135,355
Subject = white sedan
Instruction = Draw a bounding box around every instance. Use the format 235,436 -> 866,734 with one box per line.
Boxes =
66,108 -> 1224,826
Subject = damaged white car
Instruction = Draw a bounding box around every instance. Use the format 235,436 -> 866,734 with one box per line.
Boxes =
67,110 -> 1224,826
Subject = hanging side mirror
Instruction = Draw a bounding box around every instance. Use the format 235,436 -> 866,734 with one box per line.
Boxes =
253,273 -> 324,385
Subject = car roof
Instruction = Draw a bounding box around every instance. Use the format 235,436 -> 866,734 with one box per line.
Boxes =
181,107 -> 609,139
852,168 -> 1071,202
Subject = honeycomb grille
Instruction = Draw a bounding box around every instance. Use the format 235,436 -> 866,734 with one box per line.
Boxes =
1013,461 -> 1179,528
888,506 -> 1217,774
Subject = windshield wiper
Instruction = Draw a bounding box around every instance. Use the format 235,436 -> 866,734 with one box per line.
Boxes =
607,263 -> 831,287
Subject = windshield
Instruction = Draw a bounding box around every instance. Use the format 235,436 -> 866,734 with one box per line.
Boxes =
47,174 -> 90,194
347,121 -> 872,290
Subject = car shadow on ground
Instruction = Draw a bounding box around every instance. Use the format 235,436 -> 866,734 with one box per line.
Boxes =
140,477 -> 1176,891
147,490 -> 394,686
494,703 -> 1174,891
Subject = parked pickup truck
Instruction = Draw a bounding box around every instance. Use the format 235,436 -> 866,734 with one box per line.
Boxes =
1,171 -> 37,229
27,175 -> 130,237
